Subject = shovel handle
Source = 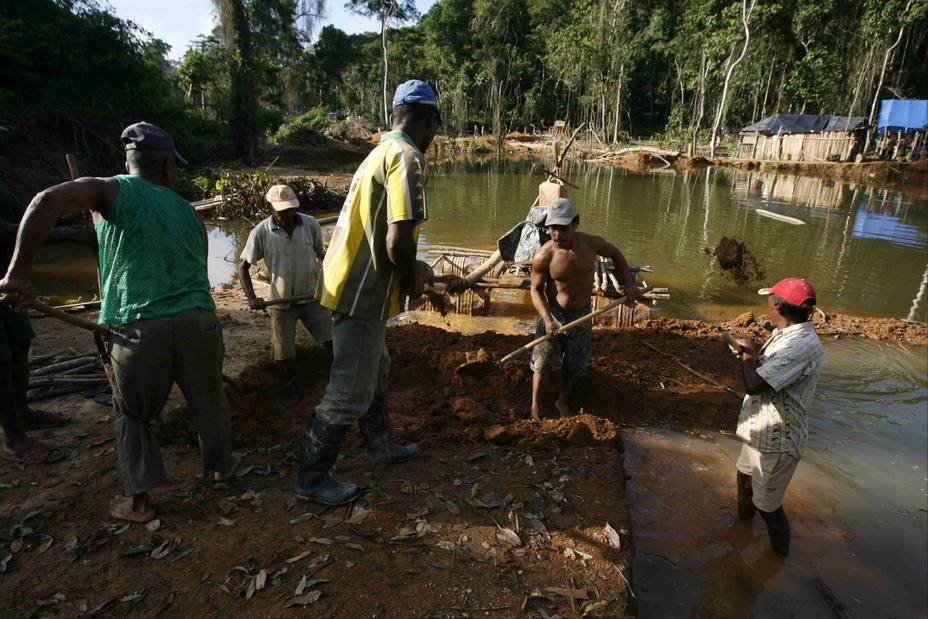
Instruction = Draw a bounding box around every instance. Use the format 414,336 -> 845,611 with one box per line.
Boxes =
720,330 -> 741,351
28,299 -> 108,334
261,295 -> 313,308
498,287 -> 652,364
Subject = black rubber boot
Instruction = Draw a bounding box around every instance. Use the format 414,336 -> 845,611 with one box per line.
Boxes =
737,472 -> 757,521
294,417 -> 361,505
760,506 -> 791,557
358,393 -> 419,468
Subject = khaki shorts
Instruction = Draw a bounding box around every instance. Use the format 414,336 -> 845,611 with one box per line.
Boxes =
269,301 -> 333,361
736,443 -> 799,512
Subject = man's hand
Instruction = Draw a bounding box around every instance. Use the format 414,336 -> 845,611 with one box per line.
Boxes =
248,296 -> 266,311
544,316 -> 563,337
435,274 -> 468,295
0,274 -> 36,312
405,260 -> 433,300
624,284 -> 646,305
733,337 -> 757,360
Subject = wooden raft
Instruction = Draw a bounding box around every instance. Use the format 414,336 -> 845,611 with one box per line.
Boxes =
416,244 -> 669,326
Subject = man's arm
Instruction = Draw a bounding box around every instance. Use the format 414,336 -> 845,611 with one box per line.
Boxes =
384,144 -> 427,299
239,226 -> 266,310
0,177 -> 118,308
732,338 -> 772,395
386,220 -> 422,299
237,259 -> 265,310
589,234 -> 644,303
311,220 -> 326,262
530,248 -> 558,336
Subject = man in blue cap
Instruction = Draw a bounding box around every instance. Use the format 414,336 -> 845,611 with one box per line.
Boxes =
0,122 -> 235,523
295,80 -> 448,505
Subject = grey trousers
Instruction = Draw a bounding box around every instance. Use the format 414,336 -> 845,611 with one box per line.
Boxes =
109,308 -> 233,495
315,312 -> 389,427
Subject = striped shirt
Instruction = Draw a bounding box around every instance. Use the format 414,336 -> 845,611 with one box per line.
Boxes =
736,321 -> 824,459
317,132 -> 427,320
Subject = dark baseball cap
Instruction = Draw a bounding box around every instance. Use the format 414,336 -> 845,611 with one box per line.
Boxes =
120,122 -> 188,166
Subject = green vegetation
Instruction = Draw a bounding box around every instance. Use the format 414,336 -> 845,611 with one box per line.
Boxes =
272,108 -> 329,144
1,0 -> 925,188
0,0 -> 229,170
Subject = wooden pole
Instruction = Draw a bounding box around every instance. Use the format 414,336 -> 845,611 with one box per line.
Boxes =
65,154 -> 81,180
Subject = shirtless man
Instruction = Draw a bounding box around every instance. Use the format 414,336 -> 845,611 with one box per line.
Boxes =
529,198 -> 644,419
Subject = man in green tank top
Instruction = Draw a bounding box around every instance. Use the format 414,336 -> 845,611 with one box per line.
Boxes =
0,123 -> 234,524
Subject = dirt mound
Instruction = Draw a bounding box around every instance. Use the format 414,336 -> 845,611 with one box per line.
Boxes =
710,236 -> 767,286
483,414 -> 621,449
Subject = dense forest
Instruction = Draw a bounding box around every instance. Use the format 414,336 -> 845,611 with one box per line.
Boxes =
1,0 -> 926,168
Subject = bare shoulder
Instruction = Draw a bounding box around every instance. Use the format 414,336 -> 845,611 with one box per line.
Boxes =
532,240 -> 555,267
576,231 -> 606,249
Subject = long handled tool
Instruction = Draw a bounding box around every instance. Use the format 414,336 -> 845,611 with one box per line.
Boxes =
260,295 -> 313,308
456,287 -> 652,377
642,339 -> 742,400
28,299 -> 125,410
29,299 -> 107,334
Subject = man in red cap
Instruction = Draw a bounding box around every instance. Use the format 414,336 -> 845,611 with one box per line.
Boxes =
728,277 -> 824,557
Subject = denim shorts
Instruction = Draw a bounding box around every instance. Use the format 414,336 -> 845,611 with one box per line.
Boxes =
530,305 -> 592,376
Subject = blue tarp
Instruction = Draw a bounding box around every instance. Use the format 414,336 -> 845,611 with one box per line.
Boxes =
852,203 -> 927,249
877,99 -> 927,134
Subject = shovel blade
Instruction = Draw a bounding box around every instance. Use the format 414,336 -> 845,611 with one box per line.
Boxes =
454,360 -> 501,377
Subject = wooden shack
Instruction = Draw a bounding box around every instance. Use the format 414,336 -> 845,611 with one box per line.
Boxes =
737,114 -> 866,162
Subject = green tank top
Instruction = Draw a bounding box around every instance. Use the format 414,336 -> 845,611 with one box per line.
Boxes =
95,175 -> 214,324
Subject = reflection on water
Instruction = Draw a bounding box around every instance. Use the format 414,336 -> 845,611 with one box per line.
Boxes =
30,161 -> 928,322
423,161 -> 928,321
628,338 -> 928,618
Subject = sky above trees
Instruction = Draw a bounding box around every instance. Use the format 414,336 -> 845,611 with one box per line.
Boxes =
108,0 -> 438,60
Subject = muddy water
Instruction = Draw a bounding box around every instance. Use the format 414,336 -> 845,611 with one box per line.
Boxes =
627,338 -> 928,618
422,159 -> 928,321
33,161 -> 927,322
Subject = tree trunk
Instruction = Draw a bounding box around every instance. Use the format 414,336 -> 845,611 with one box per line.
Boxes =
709,0 -> 757,158
846,44 -> 873,123
690,50 -> 709,152
217,0 -> 258,165
613,63 -> 625,142
380,9 -> 389,127
760,61 -> 773,118
864,0 -> 914,152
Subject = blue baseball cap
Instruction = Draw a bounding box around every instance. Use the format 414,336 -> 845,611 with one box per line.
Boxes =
121,121 -> 188,166
392,80 -> 438,108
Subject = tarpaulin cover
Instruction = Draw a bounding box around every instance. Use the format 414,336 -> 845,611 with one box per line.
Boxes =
741,114 -> 866,135
877,99 -> 928,134
497,206 -> 549,262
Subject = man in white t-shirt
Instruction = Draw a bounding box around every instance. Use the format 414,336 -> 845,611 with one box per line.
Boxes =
729,277 -> 824,557
238,184 -> 332,407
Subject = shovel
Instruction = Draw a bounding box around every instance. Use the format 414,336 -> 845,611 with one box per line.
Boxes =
455,287 -> 652,377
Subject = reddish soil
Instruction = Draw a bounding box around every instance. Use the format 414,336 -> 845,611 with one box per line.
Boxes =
2,284 -> 924,619
580,145 -> 927,199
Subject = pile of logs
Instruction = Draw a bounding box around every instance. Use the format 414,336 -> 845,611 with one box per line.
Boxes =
28,350 -> 107,403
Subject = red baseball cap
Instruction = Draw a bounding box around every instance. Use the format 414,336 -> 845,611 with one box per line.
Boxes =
758,277 -> 817,307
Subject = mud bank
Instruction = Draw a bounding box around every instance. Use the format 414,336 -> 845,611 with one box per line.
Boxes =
581,146 -> 928,199
2,282 -> 924,618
